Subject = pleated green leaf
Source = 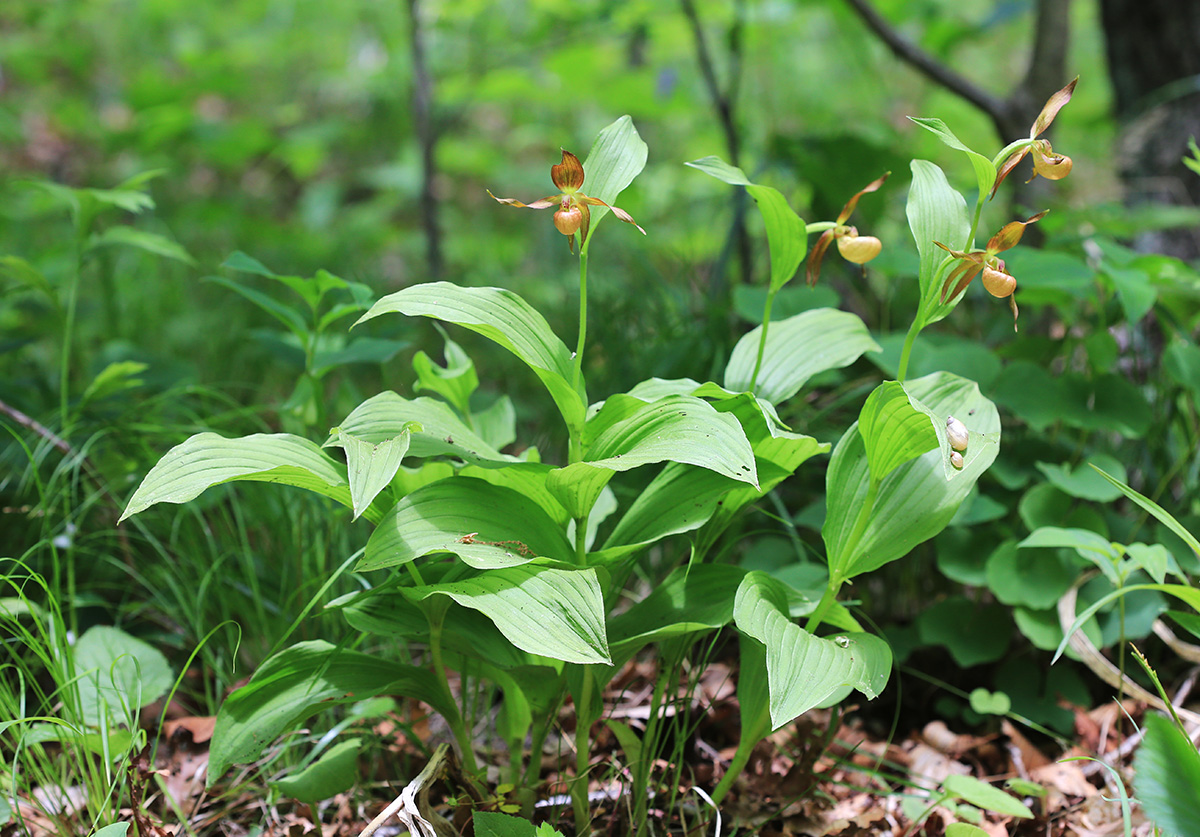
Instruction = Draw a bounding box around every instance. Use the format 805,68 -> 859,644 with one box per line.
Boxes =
120,432 -> 351,522
724,309 -> 880,404
908,160 -> 971,325
355,282 -> 585,428
734,572 -> 891,730
403,565 -> 610,665
1135,712 -> 1200,836
361,477 -> 573,571
858,381 -> 939,482
824,372 -> 1000,582
582,115 -> 648,239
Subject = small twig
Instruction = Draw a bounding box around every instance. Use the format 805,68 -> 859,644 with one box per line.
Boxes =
358,744 -> 454,837
0,397 -> 73,458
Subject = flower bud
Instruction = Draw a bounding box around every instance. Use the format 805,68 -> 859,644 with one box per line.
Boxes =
553,205 -> 583,236
982,266 -> 1016,298
946,416 -> 969,452
950,451 -> 964,470
837,234 -> 882,264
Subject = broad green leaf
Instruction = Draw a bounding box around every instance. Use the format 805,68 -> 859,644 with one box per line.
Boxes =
968,688 -> 1011,715
600,463 -> 738,555
1126,543 -> 1169,585
858,381 -> 939,482
362,477 -> 573,571
403,565 -> 610,665
471,395 -> 518,451
1019,527 -> 1121,584
943,775 -> 1033,819
356,282 -> 585,429
725,308 -> 880,403
73,626 -> 174,726
88,225 -> 196,265
734,572 -> 891,730
581,115 -> 648,241
575,394 -> 758,485
607,564 -> 745,668
412,326 -> 477,415
604,719 -> 644,771
986,541 -> 1077,609
0,255 -> 57,302
1035,455 -> 1127,501
546,464 -> 615,524
311,337 -> 409,378
908,117 -> 997,199
687,156 -> 807,292
90,825 -> 131,837
271,738 -> 362,802
1136,713 -> 1200,837
336,392 -> 517,467
208,640 -> 452,784
324,426 -> 414,520
221,250 -> 275,278
824,372 -> 1000,582
462,463 -> 569,527
1091,466 -> 1200,557
907,160 -> 970,325
120,433 -> 352,522
918,599 -> 1011,667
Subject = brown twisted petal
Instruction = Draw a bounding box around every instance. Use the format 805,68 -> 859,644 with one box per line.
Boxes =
835,171 -> 891,224
1009,294 -> 1019,332
487,190 -> 559,209
577,195 -> 647,235
551,150 -> 586,193
939,255 -> 983,303
1030,77 -> 1079,138
806,229 -> 836,287
986,210 -> 1048,253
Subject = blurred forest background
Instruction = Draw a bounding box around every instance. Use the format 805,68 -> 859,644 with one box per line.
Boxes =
5,0 -> 1200,795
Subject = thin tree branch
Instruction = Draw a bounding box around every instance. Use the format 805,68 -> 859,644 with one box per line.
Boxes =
681,0 -> 740,164
842,0 -> 1008,124
408,0 -> 443,279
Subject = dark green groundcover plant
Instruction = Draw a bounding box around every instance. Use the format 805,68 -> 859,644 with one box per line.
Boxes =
121,88 -> 1075,832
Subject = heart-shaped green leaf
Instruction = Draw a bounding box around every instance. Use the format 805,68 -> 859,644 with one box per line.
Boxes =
857,381 -> 939,482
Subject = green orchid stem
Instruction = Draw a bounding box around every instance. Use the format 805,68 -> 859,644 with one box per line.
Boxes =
428,610 -> 478,773
573,672 -> 596,836
806,479 -> 879,632
573,248 -> 589,393
749,286 -> 778,392
575,512 -> 589,565
896,314 -> 924,384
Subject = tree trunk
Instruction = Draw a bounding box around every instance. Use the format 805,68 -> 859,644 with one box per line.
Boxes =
1100,0 -> 1200,259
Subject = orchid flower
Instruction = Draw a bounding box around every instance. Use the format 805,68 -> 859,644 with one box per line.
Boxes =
488,149 -> 645,253
806,172 -> 889,286
992,78 -> 1078,197
935,210 -> 1047,331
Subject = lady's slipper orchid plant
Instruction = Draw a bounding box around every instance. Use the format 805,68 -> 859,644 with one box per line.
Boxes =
935,210 -> 1047,331
806,172 -> 889,285
488,149 -> 645,253
991,77 -> 1078,197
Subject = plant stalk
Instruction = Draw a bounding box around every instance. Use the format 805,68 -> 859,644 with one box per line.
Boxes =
428,610 -> 478,772
572,670 -> 595,836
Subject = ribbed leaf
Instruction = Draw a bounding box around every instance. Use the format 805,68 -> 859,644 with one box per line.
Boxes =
208,641 -> 451,785
907,160 -> 970,325
361,477 -> 573,571
582,115 -> 648,238
1135,712 -> 1200,836
356,283 -> 585,428
734,572 -> 891,730
120,433 -> 350,522
324,426 -> 413,520
908,117 -> 997,200
824,372 -> 1000,582
725,309 -> 880,404
335,392 -> 517,467
858,381 -> 939,482
403,565 -> 610,665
